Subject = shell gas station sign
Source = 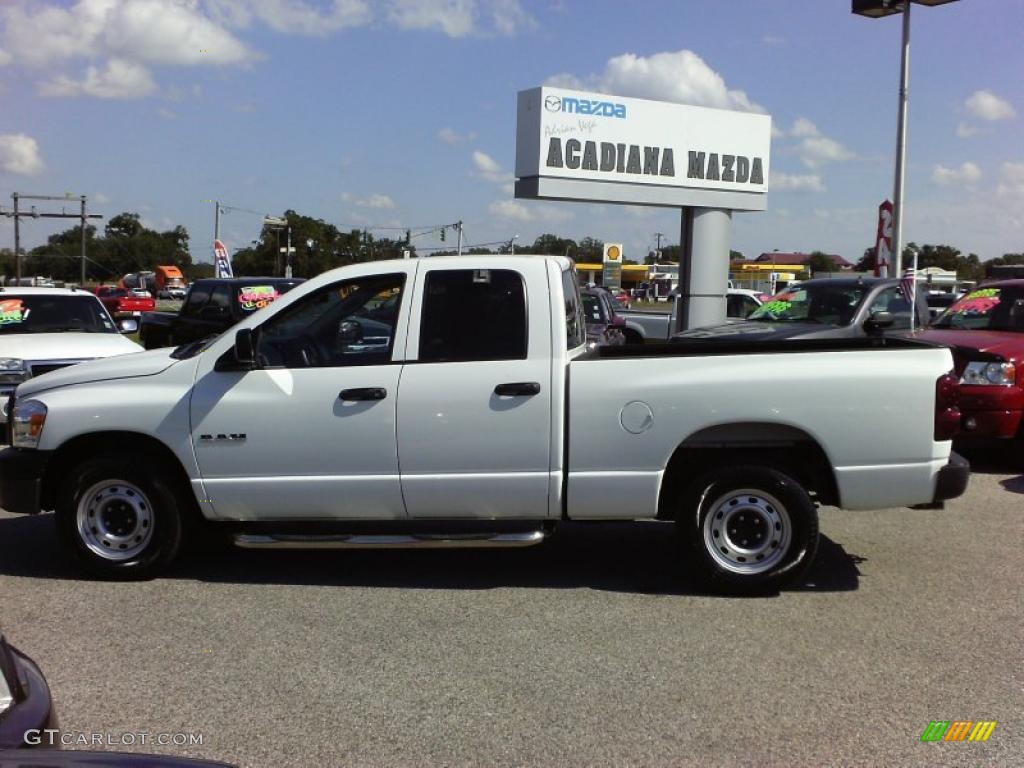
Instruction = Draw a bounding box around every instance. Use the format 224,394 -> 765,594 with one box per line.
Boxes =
602,242 -> 624,290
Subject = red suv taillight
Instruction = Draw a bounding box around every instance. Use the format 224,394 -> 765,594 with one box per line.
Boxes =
935,371 -> 961,441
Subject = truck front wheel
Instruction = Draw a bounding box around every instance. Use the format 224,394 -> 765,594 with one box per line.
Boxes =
55,453 -> 185,579
679,465 -> 819,593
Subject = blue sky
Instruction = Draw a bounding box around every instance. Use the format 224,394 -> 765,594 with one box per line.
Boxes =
1,0 -> 1021,266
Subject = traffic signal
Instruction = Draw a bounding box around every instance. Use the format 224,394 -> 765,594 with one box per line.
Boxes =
440,227 -> 446,242
405,229 -> 411,244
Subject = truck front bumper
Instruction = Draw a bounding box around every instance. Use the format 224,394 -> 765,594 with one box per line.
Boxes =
934,451 -> 970,503
0,449 -> 52,515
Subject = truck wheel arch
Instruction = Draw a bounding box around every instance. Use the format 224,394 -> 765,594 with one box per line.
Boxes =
624,321 -> 646,340
656,422 -> 840,520
41,432 -> 198,519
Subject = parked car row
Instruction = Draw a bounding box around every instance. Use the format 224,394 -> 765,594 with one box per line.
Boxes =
675,277 -> 1024,448
0,287 -> 140,422
92,285 -> 156,316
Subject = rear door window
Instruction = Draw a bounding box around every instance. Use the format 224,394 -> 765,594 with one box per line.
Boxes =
419,269 -> 527,362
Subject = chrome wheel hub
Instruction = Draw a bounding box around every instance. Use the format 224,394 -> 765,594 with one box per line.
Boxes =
703,488 -> 791,575
76,480 -> 154,561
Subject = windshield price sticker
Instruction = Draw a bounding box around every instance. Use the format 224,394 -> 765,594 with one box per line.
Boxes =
239,286 -> 281,311
0,299 -> 26,325
953,288 -> 1000,315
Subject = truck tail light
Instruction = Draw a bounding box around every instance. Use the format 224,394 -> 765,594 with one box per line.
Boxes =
935,371 -> 961,441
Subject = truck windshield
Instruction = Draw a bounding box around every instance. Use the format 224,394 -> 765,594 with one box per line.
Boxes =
0,294 -> 117,334
748,284 -> 867,325
931,286 -> 1024,331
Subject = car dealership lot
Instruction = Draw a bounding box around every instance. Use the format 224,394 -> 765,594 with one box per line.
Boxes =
0,460 -> 1020,768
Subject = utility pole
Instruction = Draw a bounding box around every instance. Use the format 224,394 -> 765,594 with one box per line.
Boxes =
80,195 -> 87,285
456,221 -> 463,257
214,200 -> 221,242
12,193 -> 19,283
654,231 -> 665,261
3,193 -> 102,285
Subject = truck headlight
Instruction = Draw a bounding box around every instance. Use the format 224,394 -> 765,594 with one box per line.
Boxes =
960,361 -> 1016,387
11,400 -> 47,448
0,357 -> 26,385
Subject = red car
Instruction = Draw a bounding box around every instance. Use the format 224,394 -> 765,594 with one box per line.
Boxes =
914,280 -> 1024,441
93,285 -> 156,316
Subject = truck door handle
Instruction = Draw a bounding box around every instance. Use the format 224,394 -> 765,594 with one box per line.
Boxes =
494,382 -> 541,396
339,387 -> 387,401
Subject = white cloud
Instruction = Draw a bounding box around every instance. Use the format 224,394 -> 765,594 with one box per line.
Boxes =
762,34 -> 785,45
931,162 -> 982,186
488,0 -> 536,35
157,106 -> 178,120
472,149 -> 510,183
798,136 -> 854,168
0,133 -> 45,175
770,172 -> 825,192
487,199 -> 571,223
996,161 -> 1024,201
2,0 -> 254,68
209,0 -> 372,37
94,192 -> 110,204
790,117 -> 820,138
438,127 -> 477,145
39,58 -> 157,99
0,47 -> 10,66
956,121 -> 978,138
472,150 -> 501,174
341,192 -> 395,209
965,89 -> 1016,121
547,49 -> 763,113
387,0 -> 533,38
388,0 -> 476,37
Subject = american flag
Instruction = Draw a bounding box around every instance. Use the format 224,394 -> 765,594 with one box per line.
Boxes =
900,268 -> 916,300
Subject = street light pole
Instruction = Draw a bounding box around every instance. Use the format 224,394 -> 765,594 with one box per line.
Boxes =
891,1 -> 911,277
852,0 -> 959,277
285,226 -> 292,278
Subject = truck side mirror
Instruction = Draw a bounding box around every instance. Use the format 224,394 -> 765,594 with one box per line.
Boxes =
117,318 -> 138,334
865,310 -> 895,331
234,328 -> 256,366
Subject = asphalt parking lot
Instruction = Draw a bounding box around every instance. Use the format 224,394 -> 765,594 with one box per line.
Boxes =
1,449 -> 1020,768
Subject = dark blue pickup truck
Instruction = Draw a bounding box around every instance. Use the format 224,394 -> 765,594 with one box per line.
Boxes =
139,277 -> 303,350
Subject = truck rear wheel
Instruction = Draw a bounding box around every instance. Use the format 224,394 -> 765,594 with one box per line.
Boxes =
679,465 -> 819,594
55,453 -> 185,579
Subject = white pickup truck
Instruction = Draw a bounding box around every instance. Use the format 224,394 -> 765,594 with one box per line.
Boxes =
0,256 -> 968,592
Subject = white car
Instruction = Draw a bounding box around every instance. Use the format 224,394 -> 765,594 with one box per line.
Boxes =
0,287 -> 141,420
0,257 -> 967,592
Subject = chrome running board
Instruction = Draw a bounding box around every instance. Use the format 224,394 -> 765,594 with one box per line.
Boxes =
233,531 -> 546,550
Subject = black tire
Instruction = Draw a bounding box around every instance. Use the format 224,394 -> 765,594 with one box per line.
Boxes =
678,465 -> 819,594
55,452 -> 186,579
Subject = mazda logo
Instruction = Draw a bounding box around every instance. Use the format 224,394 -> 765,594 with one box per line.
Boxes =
544,95 -> 561,112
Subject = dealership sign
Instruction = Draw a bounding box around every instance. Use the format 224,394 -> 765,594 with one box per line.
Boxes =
515,87 -> 771,211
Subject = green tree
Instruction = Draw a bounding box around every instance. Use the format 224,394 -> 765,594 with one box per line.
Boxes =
806,251 -> 836,275
577,237 -> 604,261
531,233 -> 577,255
853,246 -> 877,273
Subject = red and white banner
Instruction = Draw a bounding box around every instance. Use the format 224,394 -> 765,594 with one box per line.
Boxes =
874,200 -> 893,278
213,239 -> 233,278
